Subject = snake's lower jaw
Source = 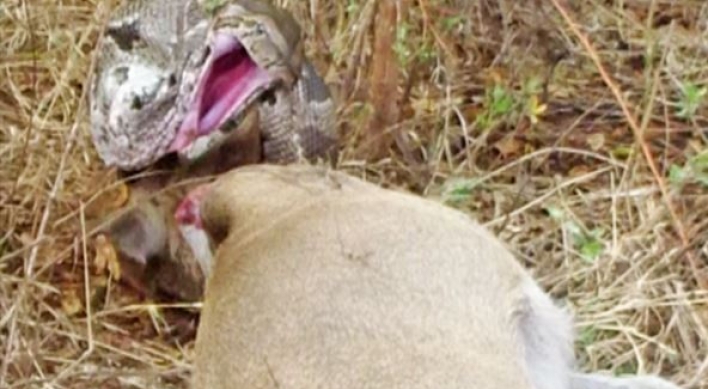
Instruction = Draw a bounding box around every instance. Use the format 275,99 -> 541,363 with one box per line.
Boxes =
169,127 -> 197,154
174,129 -> 229,163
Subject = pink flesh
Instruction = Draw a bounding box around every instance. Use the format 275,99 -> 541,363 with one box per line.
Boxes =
174,184 -> 211,229
171,34 -> 273,152
174,199 -> 200,228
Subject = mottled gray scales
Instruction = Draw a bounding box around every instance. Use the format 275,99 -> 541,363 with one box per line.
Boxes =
106,20 -> 144,51
299,125 -> 337,161
89,0 -> 338,171
301,61 -> 331,103
112,67 -> 129,84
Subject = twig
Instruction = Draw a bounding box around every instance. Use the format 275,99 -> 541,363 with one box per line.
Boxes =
49,203 -> 95,385
485,166 -> 614,227
548,0 -> 707,289
417,0 -> 454,59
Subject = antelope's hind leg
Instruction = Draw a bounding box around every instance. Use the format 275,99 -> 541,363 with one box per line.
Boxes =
570,371 -> 683,389
516,279 -> 575,389
516,279 -> 683,389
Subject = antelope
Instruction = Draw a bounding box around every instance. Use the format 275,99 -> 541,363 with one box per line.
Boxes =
174,164 -> 683,389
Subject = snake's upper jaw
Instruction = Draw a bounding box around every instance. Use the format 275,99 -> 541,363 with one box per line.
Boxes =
170,33 -> 276,154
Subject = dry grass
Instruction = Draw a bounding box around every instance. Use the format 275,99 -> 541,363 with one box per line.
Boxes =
2,0 -> 708,387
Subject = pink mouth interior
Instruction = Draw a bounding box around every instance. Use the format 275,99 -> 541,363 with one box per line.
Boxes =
171,34 -> 273,152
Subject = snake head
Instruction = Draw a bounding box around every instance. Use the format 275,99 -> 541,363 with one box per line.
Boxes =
90,0 -> 308,169
89,0 -> 213,171
89,57 -> 185,171
170,0 -> 306,159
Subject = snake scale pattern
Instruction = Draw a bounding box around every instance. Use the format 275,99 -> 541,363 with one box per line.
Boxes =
88,0 -> 338,171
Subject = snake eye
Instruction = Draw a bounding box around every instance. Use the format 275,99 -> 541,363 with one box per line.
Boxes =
222,117 -> 240,132
167,73 -> 177,87
260,90 -> 277,106
131,96 -> 143,110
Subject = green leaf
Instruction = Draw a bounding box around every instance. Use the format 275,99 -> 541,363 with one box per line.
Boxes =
577,326 -> 598,347
690,150 -> 708,169
611,145 -> 633,159
523,76 -> 544,95
580,239 -> 603,262
544,206 -> 565,221
442,16 -> 465,31
670,150 -> 708,188
442,178 -> 479,204
346,0 -> 359,14
394,23 -> 413,66
488,85 -> 515,118
668,164 -> 687,186
677,81 -> 707,119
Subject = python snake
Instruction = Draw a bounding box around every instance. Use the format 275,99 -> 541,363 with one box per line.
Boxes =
88,0 -> 338,171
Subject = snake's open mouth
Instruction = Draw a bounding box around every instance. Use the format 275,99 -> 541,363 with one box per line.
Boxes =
170,34 -> 275,152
